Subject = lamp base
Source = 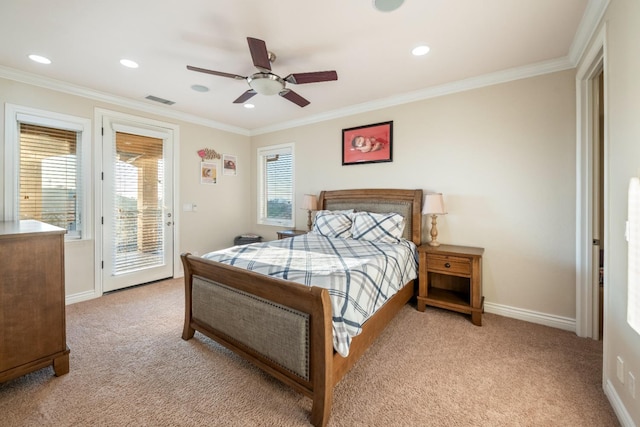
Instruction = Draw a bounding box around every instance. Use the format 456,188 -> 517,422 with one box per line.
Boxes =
428,214 -> 441,247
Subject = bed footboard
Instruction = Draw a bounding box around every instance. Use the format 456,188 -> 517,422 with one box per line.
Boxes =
181,253 -> 334,426
192,275 -> 311,380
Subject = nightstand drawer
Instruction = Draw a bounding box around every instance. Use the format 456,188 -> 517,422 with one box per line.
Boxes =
427,254 -> 471,276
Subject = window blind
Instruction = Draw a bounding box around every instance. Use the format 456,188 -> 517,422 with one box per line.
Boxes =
19,123 -> 81,237
112,132 -> 165,274
258,144 -> 294,226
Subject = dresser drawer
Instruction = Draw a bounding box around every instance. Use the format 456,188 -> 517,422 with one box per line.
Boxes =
427,254 -> 471,276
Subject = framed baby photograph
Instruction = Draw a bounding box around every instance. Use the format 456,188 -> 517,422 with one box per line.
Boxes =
200,161 -> 218,185
342,121 -> 393,165
223,154 -> 238,176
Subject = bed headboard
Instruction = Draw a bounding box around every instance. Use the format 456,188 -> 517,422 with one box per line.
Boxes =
318,189 -> 423,245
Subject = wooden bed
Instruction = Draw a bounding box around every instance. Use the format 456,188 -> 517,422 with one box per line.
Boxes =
181,188 -> 422,426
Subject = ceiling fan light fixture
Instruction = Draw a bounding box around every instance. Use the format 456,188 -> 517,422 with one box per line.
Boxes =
187,37 -> 337,107
248,73 -> 285,96
373,0 -> 404,12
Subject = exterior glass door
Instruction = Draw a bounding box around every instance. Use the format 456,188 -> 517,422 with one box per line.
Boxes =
102,119 -> 173,292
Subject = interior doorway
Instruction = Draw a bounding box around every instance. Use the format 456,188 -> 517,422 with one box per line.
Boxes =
575,28 -> 606,341
593,71 -> 605,340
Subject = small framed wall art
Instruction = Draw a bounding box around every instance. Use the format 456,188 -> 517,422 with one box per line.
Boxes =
201,161 -> 218,185
223,154 -> 238,176
342,121 -> 393,165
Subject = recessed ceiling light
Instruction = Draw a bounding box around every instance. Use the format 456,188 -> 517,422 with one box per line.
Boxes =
120,59 -> 139,68
373,0 -> 404,12
28,54 -> 51,64
191,84 -> 209,93
244,104 -> 255,109
412,45 -> 431,56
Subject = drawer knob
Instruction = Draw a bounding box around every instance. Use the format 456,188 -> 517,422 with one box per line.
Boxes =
444,262 -> 451,268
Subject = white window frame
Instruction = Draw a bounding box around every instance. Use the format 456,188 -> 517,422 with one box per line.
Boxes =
257,142 -> 295,227
4,103 -> 92,240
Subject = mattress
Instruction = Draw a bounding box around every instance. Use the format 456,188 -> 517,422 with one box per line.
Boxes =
202,233 -> 418,356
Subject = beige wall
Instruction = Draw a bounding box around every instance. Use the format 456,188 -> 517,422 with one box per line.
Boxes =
252,70 -> 578,320
585,0 -> 640,423
176,117 -> 252,256
0,65 -> 578,321
0,78 -> 252,298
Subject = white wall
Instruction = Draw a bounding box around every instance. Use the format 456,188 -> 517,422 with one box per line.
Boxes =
251,70 -> 578,323
583,0 -> 640,424
0,78 -> 252,300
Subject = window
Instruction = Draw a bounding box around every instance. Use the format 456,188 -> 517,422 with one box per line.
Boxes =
628,177 -> 640,334
4,105 -> 91,239
257,143 -> 294,227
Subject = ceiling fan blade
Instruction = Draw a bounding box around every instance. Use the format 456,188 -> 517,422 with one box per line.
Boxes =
284,71 -> 338,85
187,65 -> 245,80
247,37 -> 271,72
233,89 -> 257,104
279,89 -> 310,107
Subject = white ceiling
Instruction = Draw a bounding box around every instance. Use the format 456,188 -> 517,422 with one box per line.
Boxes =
0,0 -> 605,134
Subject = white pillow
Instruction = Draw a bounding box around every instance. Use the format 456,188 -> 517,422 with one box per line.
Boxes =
311,210 -> 353,239
351,211 -> 405,244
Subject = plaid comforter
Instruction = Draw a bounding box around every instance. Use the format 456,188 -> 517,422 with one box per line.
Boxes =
202,233 -> 418,357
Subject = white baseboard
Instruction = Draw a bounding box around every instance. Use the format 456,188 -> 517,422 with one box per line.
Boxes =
604,379 -> 636,427
484,301 -> 576,332
65,272 -> 183,305
65,289 -> 101,305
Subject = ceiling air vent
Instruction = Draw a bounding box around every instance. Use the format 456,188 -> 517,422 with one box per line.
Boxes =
145,95 -> 175,105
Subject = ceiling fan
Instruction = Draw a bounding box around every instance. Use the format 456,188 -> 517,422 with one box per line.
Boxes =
187,37 -> 338,107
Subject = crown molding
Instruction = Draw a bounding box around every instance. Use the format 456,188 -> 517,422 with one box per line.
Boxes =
0,65 -> 250,136
250,56 -> 574,136
568,0 -> 610,66
0,52 -> 582,138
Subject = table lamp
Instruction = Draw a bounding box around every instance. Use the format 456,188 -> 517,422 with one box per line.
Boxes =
422,193 -> 447,246
301,194 -> 318,231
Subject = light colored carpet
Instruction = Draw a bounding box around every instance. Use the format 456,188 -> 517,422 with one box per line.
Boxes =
0,278 -> 619,426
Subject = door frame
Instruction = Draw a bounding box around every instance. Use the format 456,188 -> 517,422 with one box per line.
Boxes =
94,108 -> 180,296
576,25 -> 607,340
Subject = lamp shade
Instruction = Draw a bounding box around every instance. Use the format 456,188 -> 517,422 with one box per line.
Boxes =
422,193 -> 447,215
301,194 -> 318,211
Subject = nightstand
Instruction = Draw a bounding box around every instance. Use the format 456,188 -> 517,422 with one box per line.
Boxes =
417,244 -> 484,326
276,229 -> 308,240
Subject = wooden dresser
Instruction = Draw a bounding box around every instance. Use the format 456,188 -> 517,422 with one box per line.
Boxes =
0,220 -> 70,382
